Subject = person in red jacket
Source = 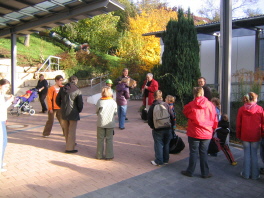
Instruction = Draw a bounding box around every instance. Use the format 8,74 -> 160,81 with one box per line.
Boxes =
181,87 -> 218,178
141,73 -> 159,111
236,92 -> 264,180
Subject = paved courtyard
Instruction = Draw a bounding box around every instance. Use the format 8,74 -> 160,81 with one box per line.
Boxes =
1,89 -> 264,197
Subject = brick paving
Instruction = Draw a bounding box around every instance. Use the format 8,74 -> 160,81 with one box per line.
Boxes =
1,90 -> 264,197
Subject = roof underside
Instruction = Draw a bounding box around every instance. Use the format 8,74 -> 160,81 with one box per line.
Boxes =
0,0 -> 124,38
142,15 -> 264,37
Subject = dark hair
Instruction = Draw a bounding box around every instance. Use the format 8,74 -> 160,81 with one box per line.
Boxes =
198,77 -> 206,81
39,74 -> 44,78
55,75 -> 63,81
221,114 -> 228,122
0,79 -> 10,86
69,76 -> 78,85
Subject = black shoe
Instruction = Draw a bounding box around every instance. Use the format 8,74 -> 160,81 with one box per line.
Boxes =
119,127 -> 125,130
125,117 -> 128,120
260,168 -> 264,174
201,173 -> 213,178
65,150 -> 78,153
181,171 -> 193,177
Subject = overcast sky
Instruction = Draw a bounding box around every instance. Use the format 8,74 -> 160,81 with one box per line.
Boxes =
165,0 -> 264,18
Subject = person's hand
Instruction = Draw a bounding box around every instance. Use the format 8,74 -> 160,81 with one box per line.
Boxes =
38,89 -> 42,92
49,110 -> 53,114
145,85 -> 148,89
8,95 -> 14,101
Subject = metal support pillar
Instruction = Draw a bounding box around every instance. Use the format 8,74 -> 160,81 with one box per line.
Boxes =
220,0 -> 232,117
214,33 -> 220,92
255,28 -> 260,70
11,33 -> 17,95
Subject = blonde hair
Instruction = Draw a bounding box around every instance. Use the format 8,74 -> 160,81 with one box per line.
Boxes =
211,97 -> 220,108
121,77 -> 129,83
101,86 -> 113,97
193,87 -> 204,97
248,92 -> 258,102
165,95 -> 175,103
154,90 -> 163,100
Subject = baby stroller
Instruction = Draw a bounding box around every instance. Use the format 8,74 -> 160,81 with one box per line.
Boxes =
10,88 -> 38,116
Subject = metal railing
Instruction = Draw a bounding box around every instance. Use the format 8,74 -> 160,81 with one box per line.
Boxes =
36,56 -> 61,73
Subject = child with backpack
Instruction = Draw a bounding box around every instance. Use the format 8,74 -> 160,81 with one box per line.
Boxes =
216,114 -> 237,166
165,95 -> 176,131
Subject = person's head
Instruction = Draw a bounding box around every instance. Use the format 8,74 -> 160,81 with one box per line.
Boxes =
0,79 -> 10,94
146,73 -> 153,81
105,79 -> 113,87
69,76 -> 78,85
248,92 -> 258,102
193,87 -> 204,98
211,97 -> 220,108
101,86 -> 113,97
121,77 -> 129,84
154,90 -> 163,100
198,77 -> 206,87
221,114 -> 229,122
122,68 -> 128,77
55,75 -> 64,86
165,95 -> 176,104
242,94 -> 250,103
39,74 -> 45,81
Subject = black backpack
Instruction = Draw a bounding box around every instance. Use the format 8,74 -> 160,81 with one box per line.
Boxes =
169,132 -> 185,154
141,108 -> 148,121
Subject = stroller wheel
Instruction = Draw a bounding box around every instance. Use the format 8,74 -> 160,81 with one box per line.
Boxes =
29,109 -> 35,115
9,109 -> 14,115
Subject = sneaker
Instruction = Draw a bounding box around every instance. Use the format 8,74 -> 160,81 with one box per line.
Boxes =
119,127 -> 125,130
201,173 -> 213,179
125,117 -> 128,120
43,135 -> 49,138
0,169 -> 7,172
164,162 -> 168,165
105,158 -> 114,161
181,170 -> 193,177
240,172 -> 249,179
231,162 -> 238,166
151,160 -> 159,166
260,168 -> 264,174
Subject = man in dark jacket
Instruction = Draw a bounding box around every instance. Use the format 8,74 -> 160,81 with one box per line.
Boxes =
198,77 -> 212,101
148,90 -> 175,166
56,76 -> 83,153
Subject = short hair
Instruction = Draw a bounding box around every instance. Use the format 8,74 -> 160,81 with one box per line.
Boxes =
193,87 -> 204,97
166,95 -> 175,103
121,77 -> 129,83
39,74 -> 44,78
211,97 -> 220,108
154,90 -> 162,100
146,73 -> 153,78
55,75 -> 63,81
123,68 -> 128,72
198,77 -> 206,81
248,92 -> 258,102
0,79 -> 10,86
221,114 -> 229,122
101,86 -> 113,97
69,76 -> 78,85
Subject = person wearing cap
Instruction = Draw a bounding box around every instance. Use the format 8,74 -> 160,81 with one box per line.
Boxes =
106,79 -> 113,87
56,76 -> 83,153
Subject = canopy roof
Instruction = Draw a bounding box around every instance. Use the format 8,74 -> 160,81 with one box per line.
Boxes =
142,15 -> 264,37
0,0 -> 124,38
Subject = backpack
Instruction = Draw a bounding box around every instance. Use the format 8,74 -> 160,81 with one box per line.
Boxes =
153,103 -> 171,129
141,108 -> 148,121
169,132 -> 185,154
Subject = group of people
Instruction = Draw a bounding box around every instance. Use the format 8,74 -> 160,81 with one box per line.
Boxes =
1,71 -> 264,180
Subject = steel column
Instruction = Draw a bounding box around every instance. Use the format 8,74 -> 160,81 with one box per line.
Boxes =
11,33 -> 17,95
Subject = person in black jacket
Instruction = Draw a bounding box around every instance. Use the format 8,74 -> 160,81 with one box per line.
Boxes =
198,77 -> 212,101
36,74 -> 48,113
56,76 -> 83,153
148,90 -> 175,166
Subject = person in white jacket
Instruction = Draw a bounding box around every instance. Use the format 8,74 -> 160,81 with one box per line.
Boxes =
0,79 -> 14,172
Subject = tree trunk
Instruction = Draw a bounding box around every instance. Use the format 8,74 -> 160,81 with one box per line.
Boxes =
24,34 -> 30,47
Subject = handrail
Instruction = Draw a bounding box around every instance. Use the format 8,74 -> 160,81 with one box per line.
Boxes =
90,74 -> 109,91
36,56 -> 61,73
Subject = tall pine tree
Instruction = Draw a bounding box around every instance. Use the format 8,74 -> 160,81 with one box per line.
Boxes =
154,8 -> 201,106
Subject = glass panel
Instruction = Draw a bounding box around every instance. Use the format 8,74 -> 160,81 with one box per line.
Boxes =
54,0 -> 77,4
5,12 -> 24,19
36,2 -> 56,9
0,18 -> 10,23
20,7 -> 40,14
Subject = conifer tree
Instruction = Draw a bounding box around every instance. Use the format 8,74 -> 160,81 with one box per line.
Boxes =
154,8 -> 201,106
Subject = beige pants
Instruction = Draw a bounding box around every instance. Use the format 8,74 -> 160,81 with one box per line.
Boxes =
62,120 -> 78,151
43,109 -> 65,136
96,127 -> 114,159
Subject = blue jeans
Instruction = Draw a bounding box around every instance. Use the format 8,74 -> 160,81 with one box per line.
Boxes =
186,136 -> 210,176
260,138 -> 264,165
242,141 -> 260,179
118,105 -> 127,128
0,121 -> 7,168
152,129 -> 172,165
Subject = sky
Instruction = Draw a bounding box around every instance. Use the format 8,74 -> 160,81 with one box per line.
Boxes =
165,0 -> 264,18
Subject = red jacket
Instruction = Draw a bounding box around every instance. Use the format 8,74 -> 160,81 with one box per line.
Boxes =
236,103 -> 264,142
183,96 -> 218,139
142,79 -> 158,106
